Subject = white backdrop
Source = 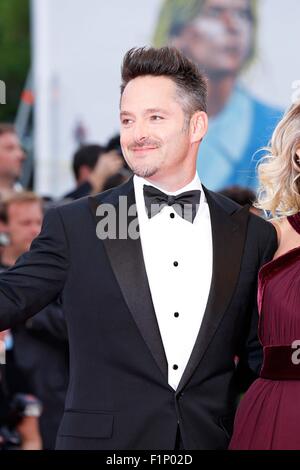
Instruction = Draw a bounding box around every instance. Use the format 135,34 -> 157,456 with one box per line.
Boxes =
32,0 -> 300,197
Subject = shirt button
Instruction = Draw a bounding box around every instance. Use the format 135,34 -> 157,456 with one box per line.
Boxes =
173,364 -> 178,370
174,312 -> 179,318
173,261 -> 178,267
170,213 -> 175,219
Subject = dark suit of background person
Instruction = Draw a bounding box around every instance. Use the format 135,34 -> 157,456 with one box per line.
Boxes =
0,276 -> 68,450
63,141 -> 128,201
63,144 -> 105,201
11,301 -> 69,449
0,174 -> 276,449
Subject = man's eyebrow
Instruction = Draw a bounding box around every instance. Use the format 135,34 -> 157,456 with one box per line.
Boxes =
120,108 -> 169,117
120,111 -> 132,117
145,108 -> 168,114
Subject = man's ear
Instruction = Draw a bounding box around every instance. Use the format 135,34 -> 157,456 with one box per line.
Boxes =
190,111 -> 208,144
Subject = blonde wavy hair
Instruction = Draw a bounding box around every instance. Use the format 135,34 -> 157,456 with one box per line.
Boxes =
256,102 -> 300,217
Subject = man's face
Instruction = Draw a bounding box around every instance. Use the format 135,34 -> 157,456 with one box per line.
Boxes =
172,0 -> 253,77
120,75 -> 193,180
0,132 -> 25,181
6,201 -> 43,255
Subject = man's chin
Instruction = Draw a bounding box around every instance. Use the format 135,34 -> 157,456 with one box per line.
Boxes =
131,166 -> 159,179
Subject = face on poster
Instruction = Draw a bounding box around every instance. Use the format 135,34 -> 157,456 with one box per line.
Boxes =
153,0 -> 283,191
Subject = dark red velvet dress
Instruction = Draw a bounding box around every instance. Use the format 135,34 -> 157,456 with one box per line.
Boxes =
229,213 -> 300,450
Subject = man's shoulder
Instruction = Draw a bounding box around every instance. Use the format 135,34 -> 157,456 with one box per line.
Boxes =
243,210 -> 277,262
55,178 -> 134,219
248,210 -> 276,239
50,194 -> 91,217
62,182 -> 92,201
205,187 -> 275,237
204,188 -> 241,214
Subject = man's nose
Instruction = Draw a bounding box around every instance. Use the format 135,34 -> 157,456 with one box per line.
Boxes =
133,121 -> 148,143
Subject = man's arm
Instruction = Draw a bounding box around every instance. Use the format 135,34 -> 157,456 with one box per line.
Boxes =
236,222 -> 278,391
23,301 -> 68,344
0,208 -> 69,331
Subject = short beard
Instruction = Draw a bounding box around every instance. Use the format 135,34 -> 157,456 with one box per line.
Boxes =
131,165 -> 159,178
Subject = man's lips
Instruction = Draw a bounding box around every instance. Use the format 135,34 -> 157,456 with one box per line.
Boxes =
130,146 -> 158,152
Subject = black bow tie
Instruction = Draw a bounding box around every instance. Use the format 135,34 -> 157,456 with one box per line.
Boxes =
143,185 -> 201,223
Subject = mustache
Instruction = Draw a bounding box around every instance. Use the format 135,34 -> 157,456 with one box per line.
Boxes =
128,139 -> 162,150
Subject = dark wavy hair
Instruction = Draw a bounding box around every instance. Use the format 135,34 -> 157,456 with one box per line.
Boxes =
120,46 -> 207,117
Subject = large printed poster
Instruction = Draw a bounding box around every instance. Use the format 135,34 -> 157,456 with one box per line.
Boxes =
33,0 -> 300,196
154,0 -> 282,190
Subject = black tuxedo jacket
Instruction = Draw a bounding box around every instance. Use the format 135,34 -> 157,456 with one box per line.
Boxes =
63,181 -> 92,201
0,178 -> 277,450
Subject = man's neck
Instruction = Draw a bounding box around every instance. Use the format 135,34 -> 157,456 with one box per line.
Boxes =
143,171 -> 197,193
0,176 -> 15,192
1,247 -> 20,267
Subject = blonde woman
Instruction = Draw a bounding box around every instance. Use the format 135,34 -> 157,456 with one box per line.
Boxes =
230,102 -> 300,450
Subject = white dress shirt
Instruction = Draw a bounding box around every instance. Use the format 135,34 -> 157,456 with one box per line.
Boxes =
134,174 -> 212,390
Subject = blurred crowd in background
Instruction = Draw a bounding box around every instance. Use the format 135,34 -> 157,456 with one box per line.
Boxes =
0,123 -> 132,449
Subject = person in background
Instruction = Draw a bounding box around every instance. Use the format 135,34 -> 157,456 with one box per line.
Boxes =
0,192 -> 42,269
103,134 -> 132,191
153,0 -> 282,190
230,102 -> 300,450
0,192 -> 68,449
1,323 -> 42,450
0,124 -> 25,197
63,143 -> 124,200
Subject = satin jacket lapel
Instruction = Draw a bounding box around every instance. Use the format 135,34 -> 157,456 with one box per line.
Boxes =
88,179 -> 168,380
176,188 -> 250,394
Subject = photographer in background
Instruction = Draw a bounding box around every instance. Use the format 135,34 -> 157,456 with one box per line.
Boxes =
0,329 -> 42,450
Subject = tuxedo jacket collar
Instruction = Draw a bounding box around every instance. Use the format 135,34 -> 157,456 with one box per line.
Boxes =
89,177 -> 250,393
89,178 -> 169,384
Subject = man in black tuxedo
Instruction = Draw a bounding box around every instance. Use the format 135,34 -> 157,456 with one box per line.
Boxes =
0,46 -> 276,450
